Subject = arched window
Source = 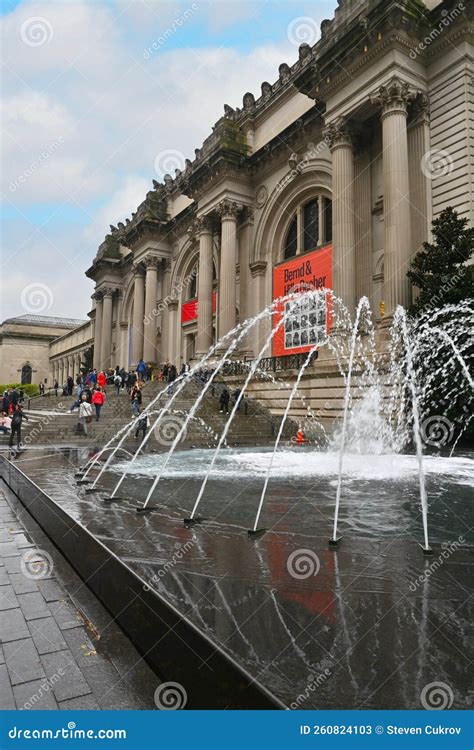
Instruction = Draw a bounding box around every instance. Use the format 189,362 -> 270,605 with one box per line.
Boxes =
284,216 -> 298,259
188,264 -> 197,299
21,364 -> 32,385
282,195 -> 332,259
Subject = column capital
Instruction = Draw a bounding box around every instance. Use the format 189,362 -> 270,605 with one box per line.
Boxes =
196,215 -> 216,235
323,117 -> 354,151
409,92 -> 430,127
167,298 -> 179,310
217,199 -> 240,220
101,285 -> 115,298
92,290 -> 103,301
370,76 -> 412,118
143,255 -> 161,270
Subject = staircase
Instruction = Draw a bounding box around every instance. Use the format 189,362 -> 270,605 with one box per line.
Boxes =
0,377 -> 297,450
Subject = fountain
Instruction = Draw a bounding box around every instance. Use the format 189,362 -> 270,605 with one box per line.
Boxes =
73,291 -> 472,555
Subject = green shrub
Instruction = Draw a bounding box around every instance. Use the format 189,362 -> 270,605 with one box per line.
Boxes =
0,383 -> 39,397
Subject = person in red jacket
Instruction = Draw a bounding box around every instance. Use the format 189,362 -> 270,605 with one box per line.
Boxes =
91,387 -> 105,421
97,370 -> 107,390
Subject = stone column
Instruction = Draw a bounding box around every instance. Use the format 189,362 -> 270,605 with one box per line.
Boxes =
324,117 -> 356,314
167,299 -> 179,365
160,259 -> 172,363
143,256 -> 160,363
60,359 -> 65,386
372,77 -> 412,315
249,260 -> 268,355
93,293 -> 103,369
195,217 -> 214,357
238,208 -> 254,352
408,94 -> 432,254
100,287 -> 114,370
217,199 -> 239,340
131,264 -> 145,366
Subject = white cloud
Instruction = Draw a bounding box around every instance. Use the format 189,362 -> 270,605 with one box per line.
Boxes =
1,0 -> 311,319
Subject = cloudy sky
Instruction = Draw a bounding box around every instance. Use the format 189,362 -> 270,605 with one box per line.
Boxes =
1,0 -> 336,320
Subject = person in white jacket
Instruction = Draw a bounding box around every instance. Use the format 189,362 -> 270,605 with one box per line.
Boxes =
78,394 -> 93,436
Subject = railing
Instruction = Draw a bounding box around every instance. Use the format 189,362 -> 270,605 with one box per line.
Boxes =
222,351 -> 318,376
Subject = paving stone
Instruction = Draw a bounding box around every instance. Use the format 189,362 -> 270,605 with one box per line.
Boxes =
0,567 -> 10,585
83,661 -> 144,709
0,607 -> 30,642
0,529 -> 14,543
37,578 -> 63,602
62,627 -> 100,670
0,541 -> 21,558
9,573 -> 39,595
41,649 -> 92,702
4,638 -> 45,686
4,557 -> 22,574
0,664 -> 15,709
11,533 -> 33,549
58,694 -> 101,710
28,616 -> 68,655
0,584 -> 19,611
13,678 -> 59,710
17,591 -> 50,621
49,599 -> 84,630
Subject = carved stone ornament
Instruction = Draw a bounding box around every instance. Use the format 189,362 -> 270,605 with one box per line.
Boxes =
143,255 -> 161,269
322,117 -> 353,150
217,199 -> 240,220
256,185 -> 268,208
370,76 -> 411,115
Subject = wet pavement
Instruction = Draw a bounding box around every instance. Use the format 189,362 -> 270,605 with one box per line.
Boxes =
2,445 -> 473,710
0,481 -> 158,710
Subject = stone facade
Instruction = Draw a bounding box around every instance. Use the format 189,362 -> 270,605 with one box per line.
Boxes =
46,0 -> 474,372
0,316 -> 87,386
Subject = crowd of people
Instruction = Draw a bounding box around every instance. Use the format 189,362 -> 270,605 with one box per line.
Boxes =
0,357 -> 250,453
0,387 -> 28,454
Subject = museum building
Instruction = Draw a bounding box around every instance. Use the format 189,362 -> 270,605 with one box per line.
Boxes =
3,0 -> 472,386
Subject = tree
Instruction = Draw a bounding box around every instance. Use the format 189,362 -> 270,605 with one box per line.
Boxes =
407,206 -> 473,315
406,207 -> 473,446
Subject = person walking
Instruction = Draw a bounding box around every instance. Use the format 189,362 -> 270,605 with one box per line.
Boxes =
134,412 -> 148,441
53,379 -> 59,397
97,370 -> 106,391
69,382 -> 83,412
167,363 -> 177,396
9,404 -> 28,454
92,386 -> 105,421
10,388 -> 19,410
113,371 -> 122,395
136,358 -> 147,382
78,394 -> 93,436
67,375 -> 74,396
219,387 -> 230,414
130,384 -> 142,417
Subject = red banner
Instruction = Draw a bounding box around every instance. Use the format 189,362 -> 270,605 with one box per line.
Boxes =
181,292 -> 217,324
272,245 -> 332,356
